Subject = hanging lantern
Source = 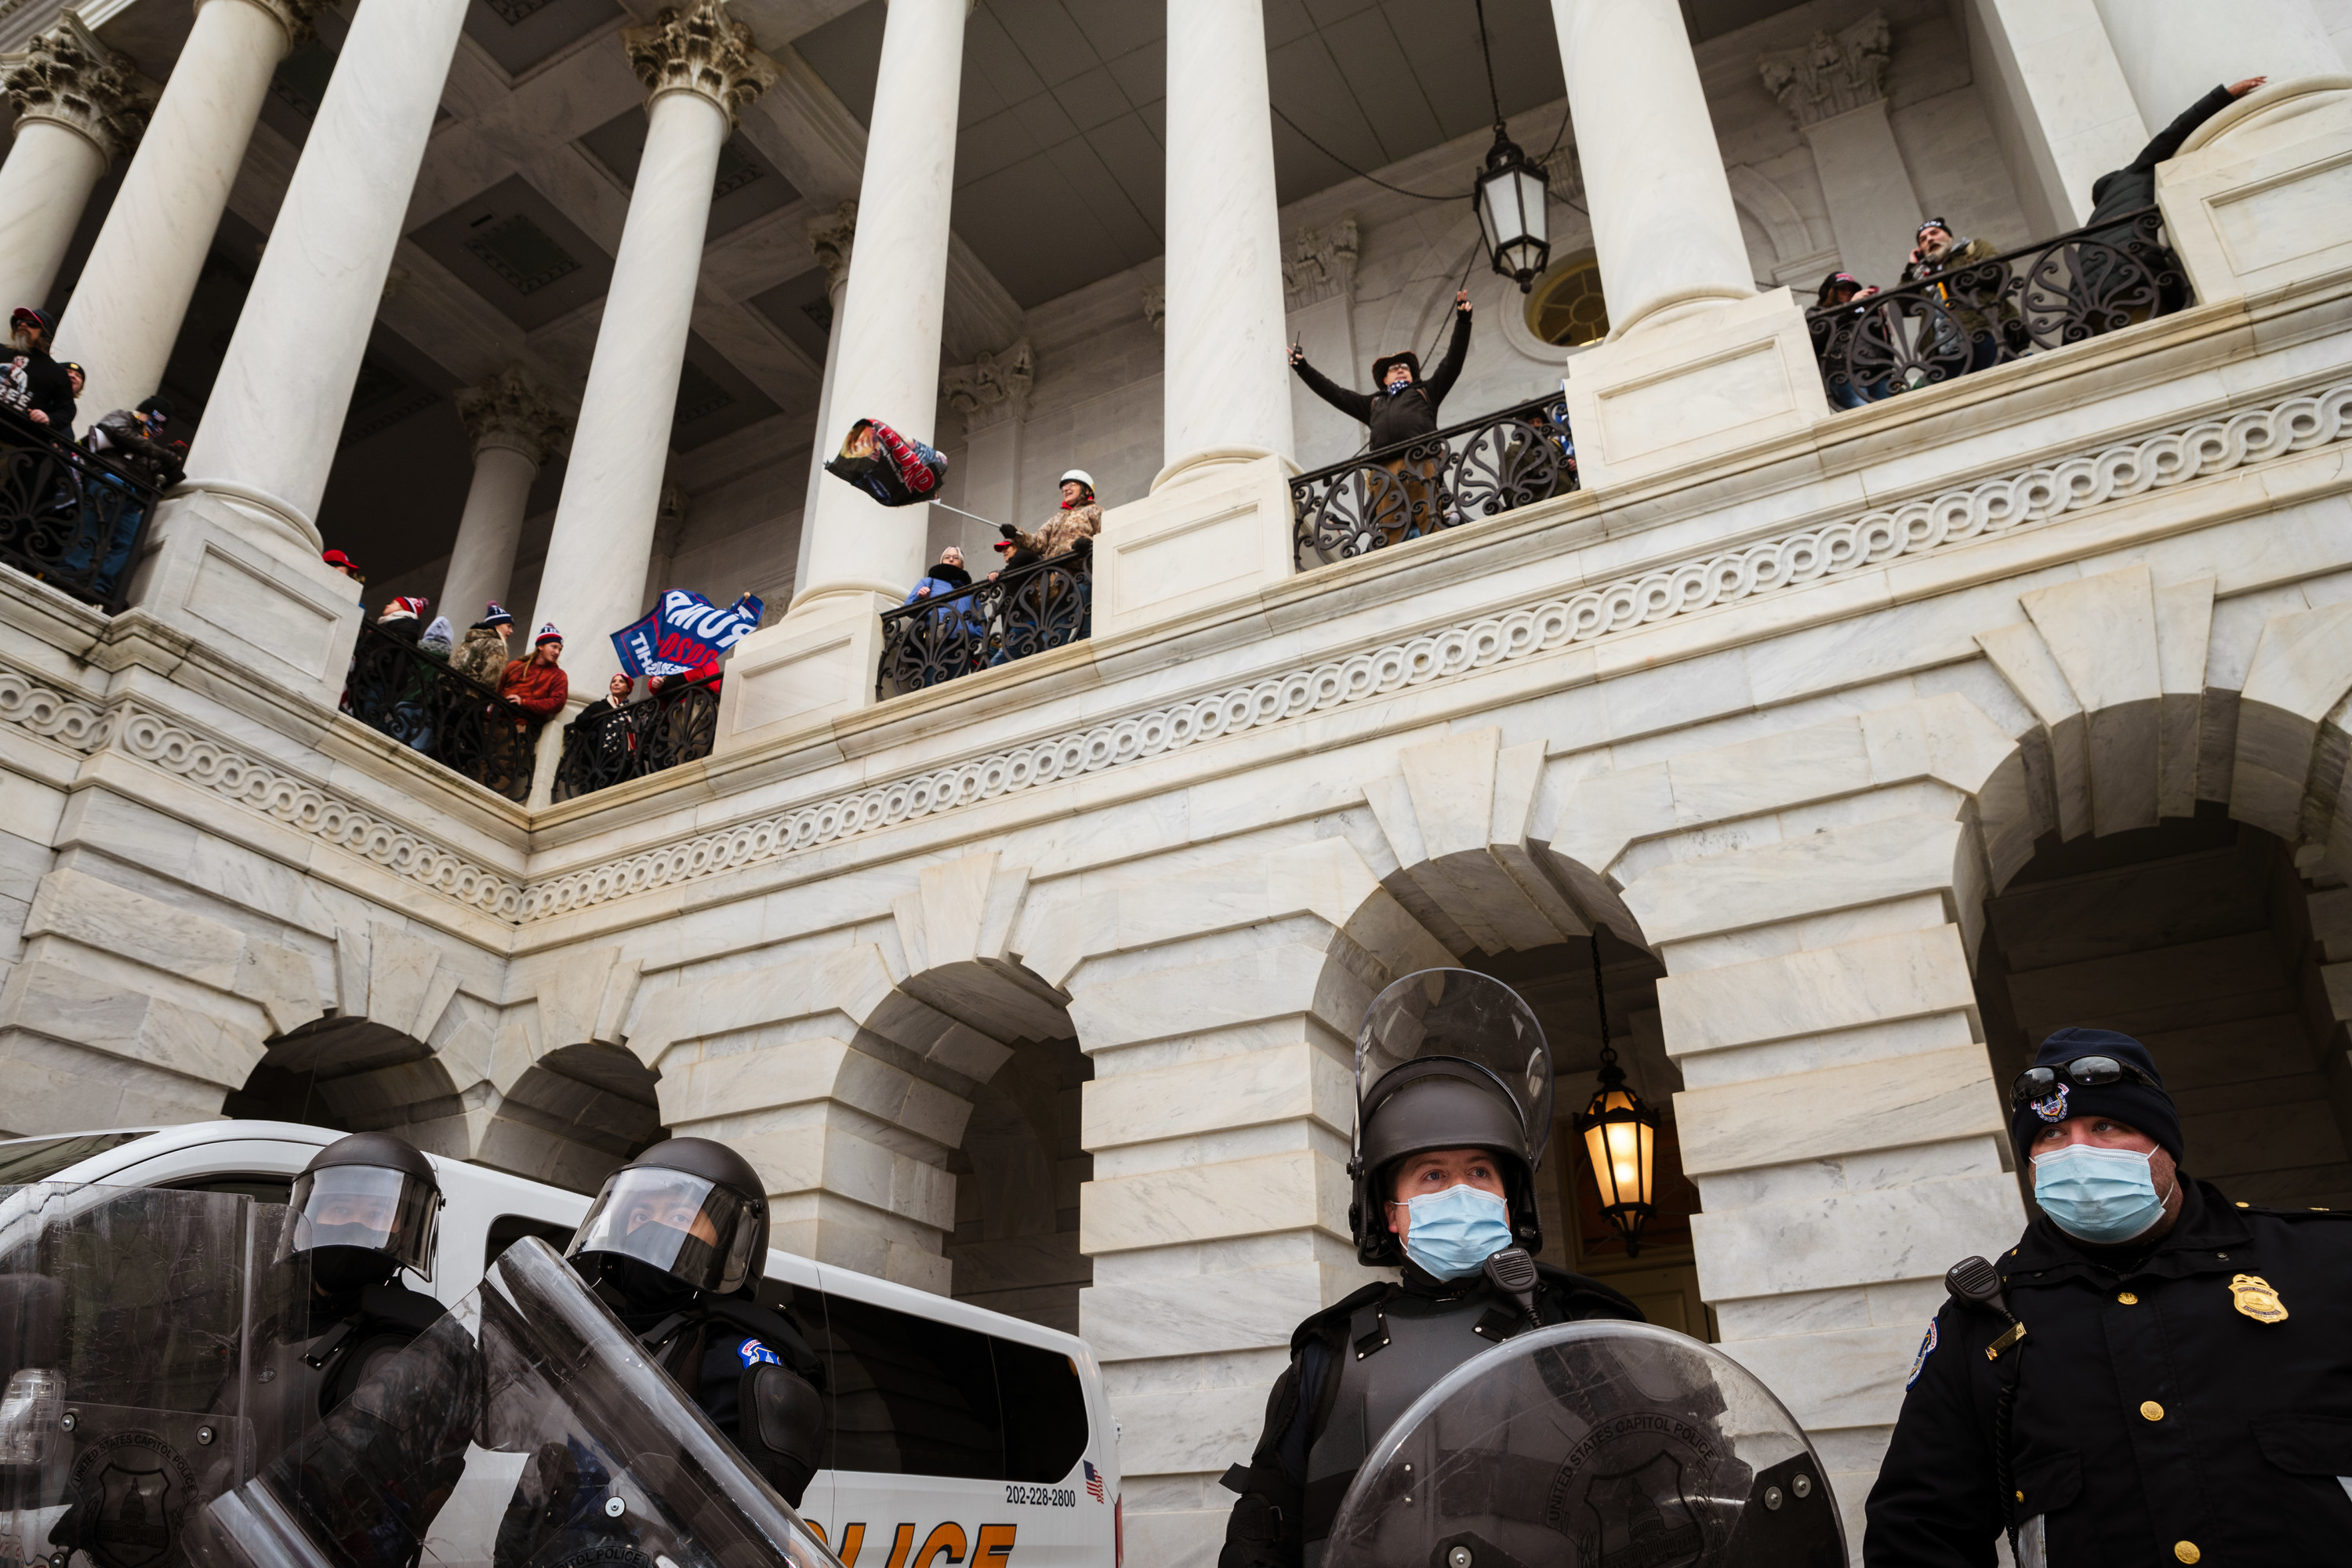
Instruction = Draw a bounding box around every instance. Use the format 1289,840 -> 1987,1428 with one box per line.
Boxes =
1573,931 -> 1657,1254
1473,123 -> 1551,293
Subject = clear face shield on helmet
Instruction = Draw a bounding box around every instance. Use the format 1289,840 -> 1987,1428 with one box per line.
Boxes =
276,1163 -> 441,1279
565,1165 -> 764,1298
1354,967 -> 1554,1174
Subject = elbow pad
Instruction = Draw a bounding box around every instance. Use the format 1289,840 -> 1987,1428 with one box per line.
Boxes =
739,1363 -> 824,1508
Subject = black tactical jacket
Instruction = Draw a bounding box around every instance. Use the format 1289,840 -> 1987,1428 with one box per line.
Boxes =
1865,1178 -> 2352,1566
1218,1259 -> 1640,1568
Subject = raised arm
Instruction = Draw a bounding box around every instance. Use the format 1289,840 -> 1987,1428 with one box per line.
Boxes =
1289,350 -> 1371,425
1425,296 -> 1474,404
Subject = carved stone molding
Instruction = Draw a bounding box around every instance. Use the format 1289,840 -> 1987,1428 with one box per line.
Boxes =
516,379 -> 2352,923
622,0 -> 775,126
1759,9 -> 1892,129
4,16 -> 147,162
0,665 -> 110,751
941,337 -> 1034,434
457,366 -> 570,466
1283,217 -> 1359,310
808,200 -> 857,296
200,0 -> 332,50
1141,285 -> 1164,334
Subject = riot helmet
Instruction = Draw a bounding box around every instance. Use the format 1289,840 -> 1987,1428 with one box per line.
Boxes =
565,1138 -> 768,1302
278,1131 -> 444,1292
1351,968 -> 1552,1266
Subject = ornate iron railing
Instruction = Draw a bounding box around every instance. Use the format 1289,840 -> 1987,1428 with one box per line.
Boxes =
0,405 -> 166,613
1808,206 -> 2189,407
552,672 -> 722,800
877,550 -> 1091,698
1290,391 -> 1576,569
340,622 -> 543,803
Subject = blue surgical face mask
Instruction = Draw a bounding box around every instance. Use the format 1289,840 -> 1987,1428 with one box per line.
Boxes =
1399,1184 -> 1512,1279
2032,1143 -> 2172,1244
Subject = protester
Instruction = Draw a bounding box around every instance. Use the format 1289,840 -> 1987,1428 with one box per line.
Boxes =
419,615 -> 455,660
1290,292 -> 1472,543
375,595 -> 429,644
498,623 -> 569,721
60,395 -> 182,596
2081,76 -> 2267,321
450,602 -> 514,686
573,670 -> 640,779
1899,218 -> 2020,376
0,307 -> 76,431
823,416 -> 947,507
986,470 -> 1100,665
909,545 -> 971,599
901,546 -> 987,684
1865,1027 -> 2352,1566
323,548 -> 365,583
1812,270 -> 1887,408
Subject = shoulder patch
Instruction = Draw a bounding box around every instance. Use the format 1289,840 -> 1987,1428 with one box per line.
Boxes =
1905,1319 -> 1938,1389
737,1337 -> 781,1368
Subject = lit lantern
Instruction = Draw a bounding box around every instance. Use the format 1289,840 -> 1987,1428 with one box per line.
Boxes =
1474,125 -> 1552,293
1573,931 -> 1658,1254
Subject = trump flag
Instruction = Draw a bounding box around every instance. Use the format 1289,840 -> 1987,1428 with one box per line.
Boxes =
611,590 -> 764,679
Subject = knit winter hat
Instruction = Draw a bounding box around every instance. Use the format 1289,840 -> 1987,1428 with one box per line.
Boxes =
2010,1027 -> 2183,1165
478,601 -> 514,629
379,595 -> 428,622
420,615 -> 455,657
1917,216 -> 1951,240
534,622 -> 563,647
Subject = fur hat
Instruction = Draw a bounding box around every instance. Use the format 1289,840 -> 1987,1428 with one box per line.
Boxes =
2009,1027 -> 2183,1165
1370,350 -> 1421,387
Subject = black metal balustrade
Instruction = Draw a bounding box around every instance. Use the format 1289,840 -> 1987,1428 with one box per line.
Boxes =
552,672 -> 722,800
0,406 -> 165,613
877,550 -> 1092,698
1809,207 -> 2190,407
1290,391 -> 1577,569
340,622 -> 543,803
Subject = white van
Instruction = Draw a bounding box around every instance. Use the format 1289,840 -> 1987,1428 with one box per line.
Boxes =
0,1122 -> 1124,1567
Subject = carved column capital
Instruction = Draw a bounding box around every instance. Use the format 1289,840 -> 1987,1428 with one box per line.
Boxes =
808,200 -> 857,296
1759,9 -> 1892,129
197,0 -> 334,51
941,336 -> 1034,433
5,16 -> 148,163
458,366 -> 571,466
1282,217 -> 1359,310
623,0 -> 776,126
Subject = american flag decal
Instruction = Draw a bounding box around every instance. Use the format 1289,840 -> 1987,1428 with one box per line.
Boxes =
1083,1461 -> 1106,1502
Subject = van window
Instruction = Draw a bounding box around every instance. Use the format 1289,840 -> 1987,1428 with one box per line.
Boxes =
166,1175 -> 294,1205
808,1293 -> 1091,1484
485,1214 -> 578,1269
0,1131 -> 154,1185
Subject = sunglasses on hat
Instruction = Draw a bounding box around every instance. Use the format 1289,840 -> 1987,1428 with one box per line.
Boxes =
2009,1054 -> 2160,1106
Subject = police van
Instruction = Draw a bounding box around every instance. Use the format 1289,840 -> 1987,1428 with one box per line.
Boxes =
0,1121 -> 1124,1567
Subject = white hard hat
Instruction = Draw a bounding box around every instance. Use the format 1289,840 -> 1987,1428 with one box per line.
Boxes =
1059,469 -> 1094,492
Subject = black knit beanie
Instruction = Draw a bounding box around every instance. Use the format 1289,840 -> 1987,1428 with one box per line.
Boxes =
2010,1027 -> 2183,1164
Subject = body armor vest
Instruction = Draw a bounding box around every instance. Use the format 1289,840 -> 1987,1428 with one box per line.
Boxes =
1301,1282 -> 1537,1567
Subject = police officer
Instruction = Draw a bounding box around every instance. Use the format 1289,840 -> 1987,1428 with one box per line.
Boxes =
1866,1027 -> 2352,1566
563,1138 -> 826,1507
275,1133 -> 451,1421
1218,969 -> 1642,1568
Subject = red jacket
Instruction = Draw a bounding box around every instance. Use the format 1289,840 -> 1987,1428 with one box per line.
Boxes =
498,657 -> 569,718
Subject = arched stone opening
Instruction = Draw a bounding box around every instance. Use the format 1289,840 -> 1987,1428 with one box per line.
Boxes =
224,1014 -> 452,1136
481,1040 -> 666,1195
1973,804 -> 2352,1209
944,1034 -> 1092,1334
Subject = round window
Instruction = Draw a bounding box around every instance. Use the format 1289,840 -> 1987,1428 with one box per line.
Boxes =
1526,255 -> 1609,347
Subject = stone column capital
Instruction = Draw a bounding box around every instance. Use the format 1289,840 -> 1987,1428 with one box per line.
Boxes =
458,365 -> 571,466
941,336 -> 1033,432
1282,216 -> 1358,310
807,200 -> 856,294
5,16 -> 150,163
623,0 -> 776,127
196,0 -> 334,51
1759,9 -> 1892,130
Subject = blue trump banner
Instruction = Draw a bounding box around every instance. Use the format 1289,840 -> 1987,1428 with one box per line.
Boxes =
612,590 -> 764,679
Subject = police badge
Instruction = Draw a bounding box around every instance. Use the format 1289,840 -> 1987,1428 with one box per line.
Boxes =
2227,1272 -> 2288,1323
2029,1083 -> 2070,1123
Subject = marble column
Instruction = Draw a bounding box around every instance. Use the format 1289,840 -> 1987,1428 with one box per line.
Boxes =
793,200 -> 855,600
793,0 -> 966,612
0,19 -> 147,314
1963,0 -> 2145,234
56,0 -> 321,428
1760,13 -> 1921,289
2092,0 -> 2343,135
1160,0 -> 1292,488
1550,0 -> 1752,337
937,336 -> 1032,565
442,367 -> 568,630
524,0 -> 771,800
178,0 -> 473,539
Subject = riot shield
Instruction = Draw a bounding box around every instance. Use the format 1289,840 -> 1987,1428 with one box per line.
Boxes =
0,1183 -> 309,1568
194,1236 -> 838,1568
1326,1321 -> 1845,1568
